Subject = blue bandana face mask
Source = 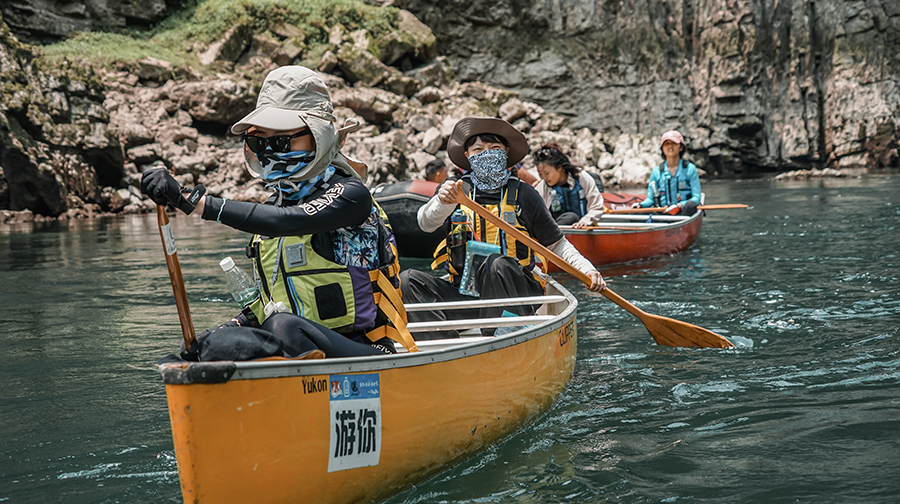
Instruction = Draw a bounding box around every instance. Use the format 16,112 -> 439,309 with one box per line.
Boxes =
256,150 -> 334,201
468,149 -> 510,192
256,150 -> 316,181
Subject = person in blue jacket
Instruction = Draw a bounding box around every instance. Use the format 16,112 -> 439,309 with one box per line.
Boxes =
633,130 -> 701,215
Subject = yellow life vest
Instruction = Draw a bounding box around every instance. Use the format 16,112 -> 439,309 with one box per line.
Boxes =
431,177 -> 546,285
247,204 -> 417,352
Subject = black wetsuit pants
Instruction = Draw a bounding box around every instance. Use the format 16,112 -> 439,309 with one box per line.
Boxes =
399,254 -> 544,340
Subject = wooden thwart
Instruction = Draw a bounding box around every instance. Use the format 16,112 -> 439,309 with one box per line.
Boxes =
408,315 -> 554,332
454,183 -> 734,349
406,295 -> 566,312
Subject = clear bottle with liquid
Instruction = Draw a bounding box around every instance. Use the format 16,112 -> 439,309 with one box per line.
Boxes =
448,208 -> 470,248
219,257 -> 260,320
550,192 -> 563,214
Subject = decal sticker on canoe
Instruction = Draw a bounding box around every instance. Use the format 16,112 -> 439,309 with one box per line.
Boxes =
558,321 -> 573,347
328,373 -> 381,472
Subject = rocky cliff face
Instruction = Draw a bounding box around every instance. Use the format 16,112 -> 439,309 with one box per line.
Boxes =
401,0 -> 900,175
0,12 -> 124,219
1,1 -> 895,221
2,3 -> 627,221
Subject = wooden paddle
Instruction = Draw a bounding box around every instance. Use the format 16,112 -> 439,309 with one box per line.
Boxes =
454,185 -> 734,348
607,204 -> 748,214
559,225 -> 659,231
156,205 -> 196,350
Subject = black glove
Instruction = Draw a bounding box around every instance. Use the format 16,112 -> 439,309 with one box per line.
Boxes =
140,168 -> 204,214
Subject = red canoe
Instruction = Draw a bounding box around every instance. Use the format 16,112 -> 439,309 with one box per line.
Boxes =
547,192 -> 703,271
372,185 -> 703,268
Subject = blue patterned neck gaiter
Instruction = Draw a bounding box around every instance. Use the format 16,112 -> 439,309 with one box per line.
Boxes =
257,150 -> 336,202
257,150 -> 316,181
468,149 -> 510,192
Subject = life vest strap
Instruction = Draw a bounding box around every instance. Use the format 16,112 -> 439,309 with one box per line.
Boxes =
384,243 -> 400,278
534,252 -> 549,274
530,269 -> 547,289
431,242 -> 460,280
366,269 -> 418,352
371,269 -> 407,321
367,324 -> 418,353
430,252 -> 447,271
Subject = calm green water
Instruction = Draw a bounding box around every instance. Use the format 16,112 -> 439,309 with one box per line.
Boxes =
1,177 -> 898,503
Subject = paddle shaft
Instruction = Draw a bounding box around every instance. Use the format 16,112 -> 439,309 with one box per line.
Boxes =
454,187 -> 643,313
156,205 -> 196,349
607,204 -> 748,214
454,184 -> 734,348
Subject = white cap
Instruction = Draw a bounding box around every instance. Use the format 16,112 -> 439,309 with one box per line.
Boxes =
219,257 -> 235,271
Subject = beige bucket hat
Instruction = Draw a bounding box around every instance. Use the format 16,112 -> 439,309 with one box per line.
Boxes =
446,117 -> 529,170
232,66 -> 365,181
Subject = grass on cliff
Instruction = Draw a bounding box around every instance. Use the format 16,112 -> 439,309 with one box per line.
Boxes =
41,0 -> 398,70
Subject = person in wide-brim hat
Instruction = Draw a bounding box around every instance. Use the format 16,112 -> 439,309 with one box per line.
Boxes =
446,117 -> 529,170
399,115 -> 607,340
231,65 -> 366,183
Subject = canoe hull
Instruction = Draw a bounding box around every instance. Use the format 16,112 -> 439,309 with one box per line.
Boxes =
560,212 -> 702,268
372,180 -> 444,258
162,282 -> 577,504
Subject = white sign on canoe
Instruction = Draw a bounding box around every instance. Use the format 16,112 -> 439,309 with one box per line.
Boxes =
328,373 -> 382,472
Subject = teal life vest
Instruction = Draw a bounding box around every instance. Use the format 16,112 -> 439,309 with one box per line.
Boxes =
656,161 -> 695,206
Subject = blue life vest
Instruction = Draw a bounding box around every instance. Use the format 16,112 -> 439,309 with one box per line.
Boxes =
550,177 -> 588,219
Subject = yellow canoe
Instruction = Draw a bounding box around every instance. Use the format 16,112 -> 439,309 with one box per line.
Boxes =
160,279 -> 578,504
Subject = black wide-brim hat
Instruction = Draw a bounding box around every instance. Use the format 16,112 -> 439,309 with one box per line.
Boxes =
447,117 -> 529,170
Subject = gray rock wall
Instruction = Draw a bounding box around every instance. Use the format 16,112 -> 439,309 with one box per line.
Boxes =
402,0 -> 900,174
1,0 -> 177,43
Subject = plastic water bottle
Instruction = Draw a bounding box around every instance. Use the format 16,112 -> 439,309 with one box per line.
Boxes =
550,193 -> 563,214
449,208 -> 470,248
651,181 -> 661,207
219,256 -> 259,311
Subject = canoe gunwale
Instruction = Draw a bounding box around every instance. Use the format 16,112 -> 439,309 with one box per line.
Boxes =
159,279 -> 578,385
370,192 -> 431,203
563,211 -> 701,235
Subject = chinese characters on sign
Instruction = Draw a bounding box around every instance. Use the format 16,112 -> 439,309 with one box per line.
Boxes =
328,373 -> 381,472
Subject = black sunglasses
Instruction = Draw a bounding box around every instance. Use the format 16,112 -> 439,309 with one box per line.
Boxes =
242,130 -> 312,153
533,148 -> 555,162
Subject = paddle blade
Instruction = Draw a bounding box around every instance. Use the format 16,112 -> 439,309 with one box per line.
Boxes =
642,313 -> 734,348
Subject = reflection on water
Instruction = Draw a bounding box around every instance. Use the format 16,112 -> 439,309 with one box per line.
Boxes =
0,214 -> 242,503
1,176 -> 899,503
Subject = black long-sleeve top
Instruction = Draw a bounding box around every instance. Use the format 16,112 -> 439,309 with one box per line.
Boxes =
200,174 -> 372,237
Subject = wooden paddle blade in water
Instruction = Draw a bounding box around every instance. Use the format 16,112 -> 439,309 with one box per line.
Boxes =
454,184 -> 734,349
601,289 -> 734,348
